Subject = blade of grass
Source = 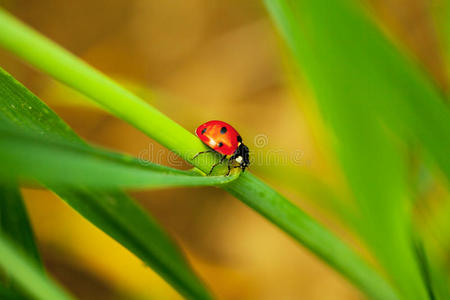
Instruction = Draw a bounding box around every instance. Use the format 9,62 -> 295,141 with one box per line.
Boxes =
267,0 -> 450,180
412,216 -> 450,300
0,184 -> 42,267
260,166 -> 357,228
422,251 -> 450,300
413,237 -> 440,300
0,68 -> 213,299
0,184 -> 43,298
0,8 -> 206,166
262,0 -> 450,299
223,173 -> 398,300
0,122 -> 237,189
0,233 -> 74,300
0,9 -> 400,300
0,281 -> 27,300
49,186 -> 209,299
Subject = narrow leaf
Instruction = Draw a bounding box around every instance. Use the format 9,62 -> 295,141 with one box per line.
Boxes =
0,123 -> 236,189
0,184 -> 42,267
0,281 -> 27,300
0,65 -> 213,298
224,173 -> 399,300
262,0 -> 449,299
0,183 -> 43,298
0,233 -> 74,300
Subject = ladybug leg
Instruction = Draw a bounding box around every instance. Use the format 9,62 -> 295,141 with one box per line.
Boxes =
192,149 -> 214,160
207,155 -> 227,175
226,159 -> 235,176
226,165 -> 242,176
226,153 -> 239,176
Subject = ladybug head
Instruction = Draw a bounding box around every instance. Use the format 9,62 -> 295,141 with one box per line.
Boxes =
233,143 -> 250,171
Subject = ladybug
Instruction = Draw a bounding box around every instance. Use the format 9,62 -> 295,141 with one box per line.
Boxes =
193,120 -> 250,176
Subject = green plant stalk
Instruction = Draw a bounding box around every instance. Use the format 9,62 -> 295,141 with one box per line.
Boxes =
262,1 -> 432,299
223,174 -> 398,300
0,9 -> 205,168
0,9 -> 399,300
0,233 -> 74,300
0,184 -> 42,268
0,281 -> 24,300
429,0 -> 450,85
0,66 -> 214,300
0,122 -> 238,189
0,184 -> 43,298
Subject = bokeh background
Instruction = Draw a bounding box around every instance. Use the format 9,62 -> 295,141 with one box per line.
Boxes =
0,0 -> 447,299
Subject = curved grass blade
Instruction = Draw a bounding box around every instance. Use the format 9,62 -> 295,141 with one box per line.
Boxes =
0,282 -> 26,300
413,238 -> 438,300
50,186 -> 209,300
0,69 -> 213,298
0,9 -> 400,300
0,184 -> 43,298
261,166 -> 358,228
265,0 -> 450,180
0,184 -> 41,267
224,173 -> 399,300
0,124 -> 237,189
262,0 -> 450,299
420,196 -> 450,300
0,233 -> 74,300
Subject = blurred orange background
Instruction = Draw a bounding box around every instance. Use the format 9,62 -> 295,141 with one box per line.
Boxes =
0,0 -> 445,299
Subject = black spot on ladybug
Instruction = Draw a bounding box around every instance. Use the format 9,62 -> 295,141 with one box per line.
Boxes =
237,135 -> 242,143
218,142 -> 223,147
201,128 -> 207,134
220,127 -> 227,134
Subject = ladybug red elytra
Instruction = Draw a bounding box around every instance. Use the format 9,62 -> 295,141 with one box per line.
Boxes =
193,120 -> 250,176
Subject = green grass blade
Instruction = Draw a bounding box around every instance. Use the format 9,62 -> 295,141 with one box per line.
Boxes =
0,8 -> 400,300
0,233 -> 74,300
0,184 -> 42,268
224,173 -> 398,300
412,237 -> 449,300
0,282 -> 26,300
0,8 -> 206,166
0,124 -> 237,189
421,196 -> 450,300
0,184 -> 43,298
265,0 -> 450,180
49,187 -> 210,300
262,166 -> 357,228
0,69 -> 213,299
262,0 -> 449,299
